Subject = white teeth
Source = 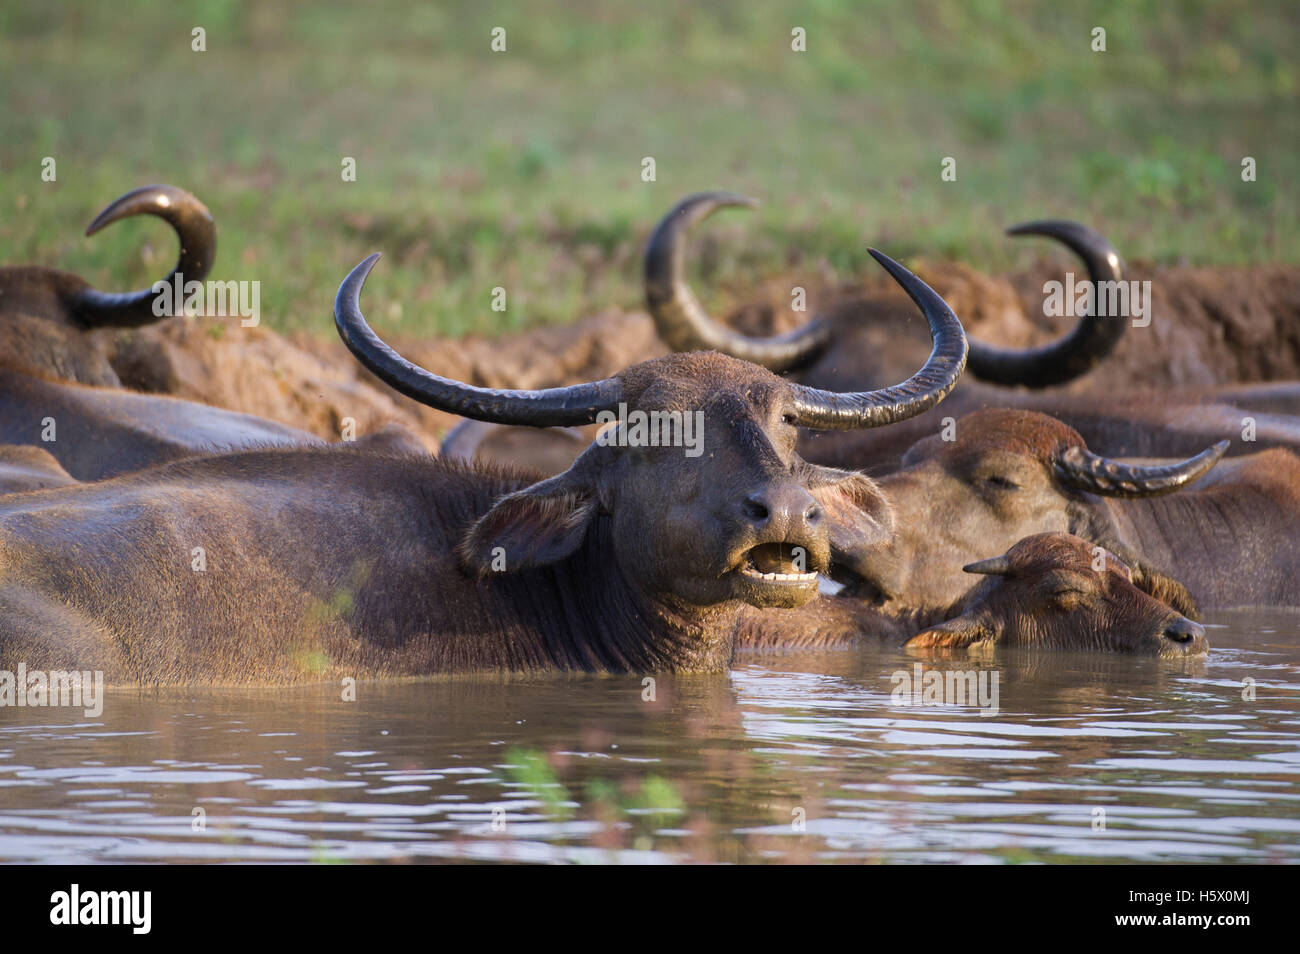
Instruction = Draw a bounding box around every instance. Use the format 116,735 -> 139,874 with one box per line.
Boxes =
741,566 -> 817,583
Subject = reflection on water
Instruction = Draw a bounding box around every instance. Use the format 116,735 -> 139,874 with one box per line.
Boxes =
1,609 -> 1297,864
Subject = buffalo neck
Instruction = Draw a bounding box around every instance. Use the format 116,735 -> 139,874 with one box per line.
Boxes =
498,515 -> 742,673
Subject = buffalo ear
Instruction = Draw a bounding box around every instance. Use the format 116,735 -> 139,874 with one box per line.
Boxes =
458,472 -> 599,575
1092,546 -> 1134,581
906,614 -> 994,651
900,433 -> 943,468
1129,564 -> 1200,620
1069,507 -> 1202,621
801,464 -> 895,556
348,422 -> 431,456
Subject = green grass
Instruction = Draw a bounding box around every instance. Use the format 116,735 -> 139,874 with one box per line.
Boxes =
1,0 -> 1296,338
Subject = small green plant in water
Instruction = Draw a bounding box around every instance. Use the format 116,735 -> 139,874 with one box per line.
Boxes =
586,774 -> 685,845
628,776 -> 685,825
504,748 -> 573,820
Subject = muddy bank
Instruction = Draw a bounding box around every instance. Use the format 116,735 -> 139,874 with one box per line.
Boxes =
289,306 -> 660,438
1008,263 -> 1300,392
107,319 -> 433,448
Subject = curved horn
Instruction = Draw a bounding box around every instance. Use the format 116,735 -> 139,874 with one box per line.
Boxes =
644,192 -> 832,371
970,220 -> 1125,387
1055,440 -> 1228,498
790,250 -> 968,430
335,255 -> 622,426
72,185 -> 217,328
963,556 -> 1012,576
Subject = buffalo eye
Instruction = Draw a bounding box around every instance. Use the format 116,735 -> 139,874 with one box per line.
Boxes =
1046,586 -> 1089,612
983,475 -> 1019,491
781,412 -> 798,426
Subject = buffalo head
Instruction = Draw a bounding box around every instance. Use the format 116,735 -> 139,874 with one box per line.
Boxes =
908,532 -> 1208,656
846,408 -> 1226,612
334,248 -> 968,611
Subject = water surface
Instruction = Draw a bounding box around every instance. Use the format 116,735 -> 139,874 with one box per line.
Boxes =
1,609 -> 1297,864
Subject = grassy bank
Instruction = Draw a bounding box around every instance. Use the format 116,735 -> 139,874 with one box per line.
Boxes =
1,0 -> 1295,338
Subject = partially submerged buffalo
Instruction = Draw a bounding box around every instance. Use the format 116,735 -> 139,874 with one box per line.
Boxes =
735,532 -> 1206,657
801,382 -> 1300,473
0,185 -> 215,387
907,533 -> 1208,657
0,185 -> 383,477
0,248 -> 967,684
645,192 -> 1125,386
849,408 -> 1300,612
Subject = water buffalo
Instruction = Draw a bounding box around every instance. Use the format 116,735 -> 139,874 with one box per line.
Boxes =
734,532 -> 1205,657
848,408 -> 1300,611
800,385 -> 1300,474
0,248 -> 967,684
645,193 -> 1300,471
645,192 -> 1124,385
0,184 -> 393,477
1,185 -> 215,387
906,533 -> 1208,657
0,184 -> 436,447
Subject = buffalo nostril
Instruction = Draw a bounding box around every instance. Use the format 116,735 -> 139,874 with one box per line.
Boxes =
741,495 -> 770,523
1163,619 -> 1205,644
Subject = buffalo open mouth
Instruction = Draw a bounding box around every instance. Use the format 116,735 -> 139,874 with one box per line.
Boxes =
737,542 -> 818,585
